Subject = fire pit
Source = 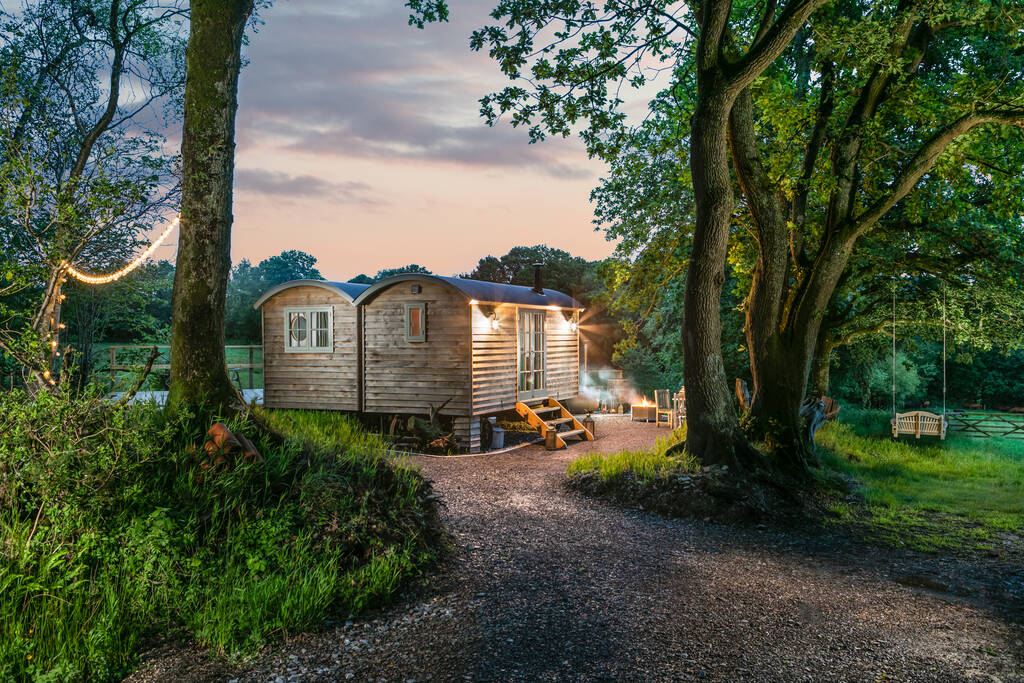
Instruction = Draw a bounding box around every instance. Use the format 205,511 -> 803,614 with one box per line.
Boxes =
631,398 -> 656,422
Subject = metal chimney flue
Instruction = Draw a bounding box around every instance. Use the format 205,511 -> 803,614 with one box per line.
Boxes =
532,263 -> 544,294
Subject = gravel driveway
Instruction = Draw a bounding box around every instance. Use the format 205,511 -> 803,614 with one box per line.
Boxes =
134,416 -> 1024,682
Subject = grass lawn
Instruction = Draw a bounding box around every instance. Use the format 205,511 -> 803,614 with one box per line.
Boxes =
817,408 -> 1024,554
566,409 -> 1022,556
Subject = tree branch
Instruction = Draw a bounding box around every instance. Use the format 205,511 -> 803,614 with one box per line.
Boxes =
850,110 -> 1024,238
113,345 -> 160,408
727,0 -> 829,92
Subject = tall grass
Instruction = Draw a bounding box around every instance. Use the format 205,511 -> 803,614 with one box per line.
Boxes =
817,409 -> 1024,551
567,426 -> 696,482
0,393 -> 437,681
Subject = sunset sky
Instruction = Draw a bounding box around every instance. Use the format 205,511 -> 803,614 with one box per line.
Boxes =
226,0 -> 617,280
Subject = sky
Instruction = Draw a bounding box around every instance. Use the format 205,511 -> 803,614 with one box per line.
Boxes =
227,0 -> 616,280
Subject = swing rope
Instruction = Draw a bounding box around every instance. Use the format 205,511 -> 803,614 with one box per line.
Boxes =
892,277 -> 897,419
891,277 -> 949,419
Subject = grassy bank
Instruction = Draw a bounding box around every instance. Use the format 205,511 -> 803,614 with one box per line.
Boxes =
567,427 -> 695,482
817,408 -> 1024,553
0,393 -> 438,681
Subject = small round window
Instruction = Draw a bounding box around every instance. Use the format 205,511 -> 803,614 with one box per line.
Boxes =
289,312 -> 308,346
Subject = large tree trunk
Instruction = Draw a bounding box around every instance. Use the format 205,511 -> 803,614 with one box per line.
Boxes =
681,0 -> 827,472
746,233 -> 856,468
681,82 -> 753,470
168,0 -> 253,413
726,87 -> 818,473
811,335 -> 834,397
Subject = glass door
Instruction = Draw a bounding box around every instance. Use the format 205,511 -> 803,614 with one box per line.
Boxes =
518,310 -> 547,399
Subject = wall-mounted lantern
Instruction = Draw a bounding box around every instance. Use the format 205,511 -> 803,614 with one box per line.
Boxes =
479,304 -> 499,330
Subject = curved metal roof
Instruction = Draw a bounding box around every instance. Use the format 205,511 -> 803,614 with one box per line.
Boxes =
252,279 -> 370,308
352,273 -> 582,309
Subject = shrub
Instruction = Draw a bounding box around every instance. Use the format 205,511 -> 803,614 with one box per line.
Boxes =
0,391 -> 438,681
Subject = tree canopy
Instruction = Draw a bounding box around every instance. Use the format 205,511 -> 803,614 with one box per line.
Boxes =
0,0 -> 186,386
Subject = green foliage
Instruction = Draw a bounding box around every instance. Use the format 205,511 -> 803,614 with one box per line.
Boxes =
0,392 -> 437,681
63,261 -> 175,382
817,409 -> 1024,553
831,347 -> 934,409
944,349 -> 1024,407
603,257 -> 747,397
830,336 -> 1024,409
371,264 -> 432,282
567,427 -> 695,482
465,245 -> 599,298
0,0 -> 187,380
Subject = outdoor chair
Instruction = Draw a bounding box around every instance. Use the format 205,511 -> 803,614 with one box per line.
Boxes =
673,387 -> 686,428
655,389 -> 673,428
822,396 -> 841,421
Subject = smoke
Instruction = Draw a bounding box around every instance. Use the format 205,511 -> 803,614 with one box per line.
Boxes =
580,366 -> 645,413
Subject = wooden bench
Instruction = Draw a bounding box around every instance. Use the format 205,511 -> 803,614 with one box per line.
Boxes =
892,410 -> 946,440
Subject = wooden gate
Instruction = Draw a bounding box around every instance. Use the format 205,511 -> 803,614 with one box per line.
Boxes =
946,412 -> 1024,439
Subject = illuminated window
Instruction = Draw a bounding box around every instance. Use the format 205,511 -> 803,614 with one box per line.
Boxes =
284,306 -> 333,352
405,303 -> 426,342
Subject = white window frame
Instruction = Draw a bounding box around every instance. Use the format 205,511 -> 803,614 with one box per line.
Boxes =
404,302 -> 426,342
283,306 -> 334,353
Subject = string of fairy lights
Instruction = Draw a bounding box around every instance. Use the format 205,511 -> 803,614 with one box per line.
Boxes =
39,216 -> 179,385
63,216 -> 180,285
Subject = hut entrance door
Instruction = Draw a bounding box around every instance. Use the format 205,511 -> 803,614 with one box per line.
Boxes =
518,310 -> 547,400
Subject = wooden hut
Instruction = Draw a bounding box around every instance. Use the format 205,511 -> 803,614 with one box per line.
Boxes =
253,280 -> 368,412
255,272 -> 591,451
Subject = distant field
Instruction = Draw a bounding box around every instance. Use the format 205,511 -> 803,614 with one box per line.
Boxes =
91,342 -> 264,390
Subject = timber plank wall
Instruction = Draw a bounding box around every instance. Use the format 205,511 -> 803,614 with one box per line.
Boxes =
470,304 -> 580,415
362,281 -> 472,417
545,311 -> 580,401
261,286 -> 359,411
471,303 -> 518,415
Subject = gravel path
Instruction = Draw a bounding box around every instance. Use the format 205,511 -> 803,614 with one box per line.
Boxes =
133,416 -> 1024,682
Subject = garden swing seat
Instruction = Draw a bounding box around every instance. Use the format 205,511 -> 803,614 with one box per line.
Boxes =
891,410 -> 947,440
887,282 -> 949,442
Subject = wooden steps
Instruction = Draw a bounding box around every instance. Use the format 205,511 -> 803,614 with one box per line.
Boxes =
532,405 -> 561,415
515,398 -> 594,449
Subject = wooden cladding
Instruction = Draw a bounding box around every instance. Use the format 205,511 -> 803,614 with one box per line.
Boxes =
262,286 -> 359,411
362,282 -> 471,416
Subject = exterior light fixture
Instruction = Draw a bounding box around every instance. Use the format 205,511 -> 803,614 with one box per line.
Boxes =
491,315 -> 500,331
569,320 -> 579,333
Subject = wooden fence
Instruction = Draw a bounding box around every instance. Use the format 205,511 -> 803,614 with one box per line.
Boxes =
106,345 -> 263,390
946,411 -> 1024,439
